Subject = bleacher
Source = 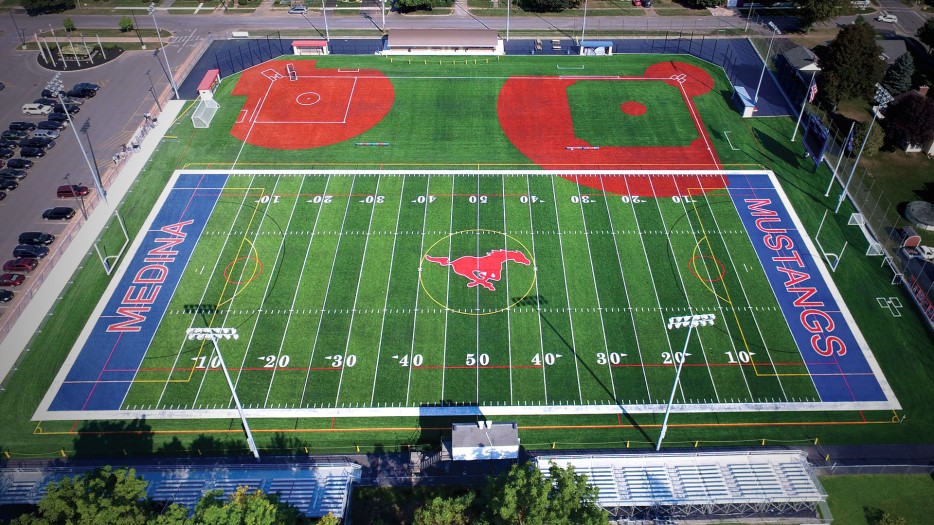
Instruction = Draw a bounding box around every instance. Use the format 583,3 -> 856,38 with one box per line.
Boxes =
537,450 -> 829,521
0,462 -> 361,519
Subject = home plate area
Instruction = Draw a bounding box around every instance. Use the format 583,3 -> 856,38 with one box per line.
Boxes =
230,61 -> 395,150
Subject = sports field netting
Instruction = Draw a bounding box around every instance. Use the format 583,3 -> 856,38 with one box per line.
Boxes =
35,170 -> 899,422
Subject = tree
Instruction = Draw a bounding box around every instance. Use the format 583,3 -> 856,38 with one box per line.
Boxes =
317,513 -> 340,525
9,466 -> 162,525
881,92 -> 934,149
883,53 -> 915,95
794,0 -> 848,32
190,487 -> 302,525
483,462 -> 608,525
63,18 -> 76,33
413,495 -> 475,525
817,17 -> 885,106
853,118 -> 885,158
917,18 -> 934,50
517,0 -> 581,13
120,15 -> 135,33
21,0 -> 75,15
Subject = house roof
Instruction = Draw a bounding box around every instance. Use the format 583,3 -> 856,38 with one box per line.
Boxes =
780,46 -> 819,71
388,29 -> 499,48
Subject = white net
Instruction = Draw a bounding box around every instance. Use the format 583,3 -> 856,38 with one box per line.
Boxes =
192,99 -> 220,129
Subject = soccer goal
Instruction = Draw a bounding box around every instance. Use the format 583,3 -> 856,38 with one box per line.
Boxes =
192,99 -> 220,129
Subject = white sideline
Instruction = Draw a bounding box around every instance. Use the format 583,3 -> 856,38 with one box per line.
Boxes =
0,100 -> 186,387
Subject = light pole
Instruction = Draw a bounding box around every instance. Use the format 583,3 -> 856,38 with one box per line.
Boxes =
655,313 -> 716,451
506,0 -> 510,41
322,0 -> 330,41
63,173 -> 87,220
835,83 -> 893,214
580,0 -> 588,50
132,10 -> 145,49
145,70 -> 163,111
754,22 -> 780,103
148,3 -> 179,99
46,75 -> 107,204
186,327 -> 260,460
9,11 -> 25,47
80,119 -> 102,188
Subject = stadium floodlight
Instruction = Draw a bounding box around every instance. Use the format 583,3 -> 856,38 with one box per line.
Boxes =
835,83 -> 893,214
185,327 -> 260,460
754,22 -> 780,103
148,3 -> 179,99
656,313 -> 716,451
46,74 -> 107,205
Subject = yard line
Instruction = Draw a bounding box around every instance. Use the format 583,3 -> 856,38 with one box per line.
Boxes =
500,174 -> 514,404
475,175 -> 481,403
263,175 -> 331,407
622,176 -> 677,401
341,77 -> 359,124
226,177 -> 289,395
691,175 -> 789,400
438,175 -> 456,401
572,178 -> 616,401
157,174 -> 258,410
405,176 -> 438,405
524,175 -> 549,402
647,176 -> 709,403
299,175 -> 359,406
335,174 -> 384,403
598,176 -> 651,401
369,176 -> 408,404
548,176 -> 583,402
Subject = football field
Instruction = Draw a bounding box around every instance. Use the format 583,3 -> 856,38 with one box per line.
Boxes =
35,170 -> 899,421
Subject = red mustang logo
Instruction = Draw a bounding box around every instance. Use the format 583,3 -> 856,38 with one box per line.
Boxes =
424,250 -> 531,291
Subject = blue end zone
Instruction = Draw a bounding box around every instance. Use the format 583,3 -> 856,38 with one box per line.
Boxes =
728,173 -> 886,403
48,173 -> 228,412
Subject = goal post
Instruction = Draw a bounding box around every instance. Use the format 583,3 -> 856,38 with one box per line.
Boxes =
192,99 -> 220,129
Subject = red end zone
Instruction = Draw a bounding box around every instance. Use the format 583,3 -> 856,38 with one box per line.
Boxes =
498,61 -> 726,197
230,61 -> 394,150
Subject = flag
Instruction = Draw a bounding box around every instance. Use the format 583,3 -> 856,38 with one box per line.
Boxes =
808,81 -> 818,103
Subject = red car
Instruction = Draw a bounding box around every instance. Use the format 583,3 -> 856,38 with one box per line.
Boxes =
0,273 -> 25,287
57,184 -> 90,198
3,258 -> 38,274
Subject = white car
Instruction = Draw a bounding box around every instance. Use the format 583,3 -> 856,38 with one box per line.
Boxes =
287,5 -> 307,14
877,13 -> 898,23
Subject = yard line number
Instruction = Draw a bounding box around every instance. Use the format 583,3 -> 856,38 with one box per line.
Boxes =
532,352 -> 562,366
395,354 -> 424,367
596,352 -> 627,365
325,355 -> 356,368
725,350 -> 755,364
259,355 -> 290,368
258,195 -> 281,204
662,351 -> 691,364
466,353 -> 489,366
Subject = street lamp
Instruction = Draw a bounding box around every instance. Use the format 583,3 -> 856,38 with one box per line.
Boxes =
145,70 -> 162,112
322,0 -> 330,41
655,313 -> 716,451
186,327 -> 260,460
45,75 -> 107,204
580,0 -> 588,51
754,21 -> 780,103
80,119 -> 102,188
835,83 -> 893,214
148,3 -> 179,99
9,11 -> 25,47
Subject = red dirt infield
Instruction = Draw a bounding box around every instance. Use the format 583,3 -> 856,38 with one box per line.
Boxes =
230,61 -> 394,150
620,101 -> 647,116
497,61 -> 725,196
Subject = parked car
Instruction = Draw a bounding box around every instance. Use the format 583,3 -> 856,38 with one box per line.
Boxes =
0,191 -> 5,201
57,184 -> 90,198
3,258 -> 37,274
62,96 -> 84,106
37,121 -> 65,131
32,128 -> 59,139
40,88 -> 64,98
6,158 -> 33,170
19,138 -> 53,149
8,122 -> 36,132
73,82 -> 100,92
45,114 -> 68,126
13,245 -> 48,259
33,97 -> 58,106
52,103 -> 79,114
0,168 -> 27,180
22,103 -> 52,116
19,147 -> 45,158
0,139 -> 18,150
642,0 -> 652,6
0,274 -> 25,287
18,232 -> 55,245
42,207 -> 76,220
877,13 -> 897,23
0,290 -> 12,303
288,5 -> 307,14
65,87 -> 96,99
0,149 -> 13,159
0,180 -> 17,191
1,130 -> 26,141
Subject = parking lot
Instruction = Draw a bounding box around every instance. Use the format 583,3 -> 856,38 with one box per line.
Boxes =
0,28 -> 207,325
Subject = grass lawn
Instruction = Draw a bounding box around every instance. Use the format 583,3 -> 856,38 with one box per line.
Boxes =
822,474 -> 934,525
